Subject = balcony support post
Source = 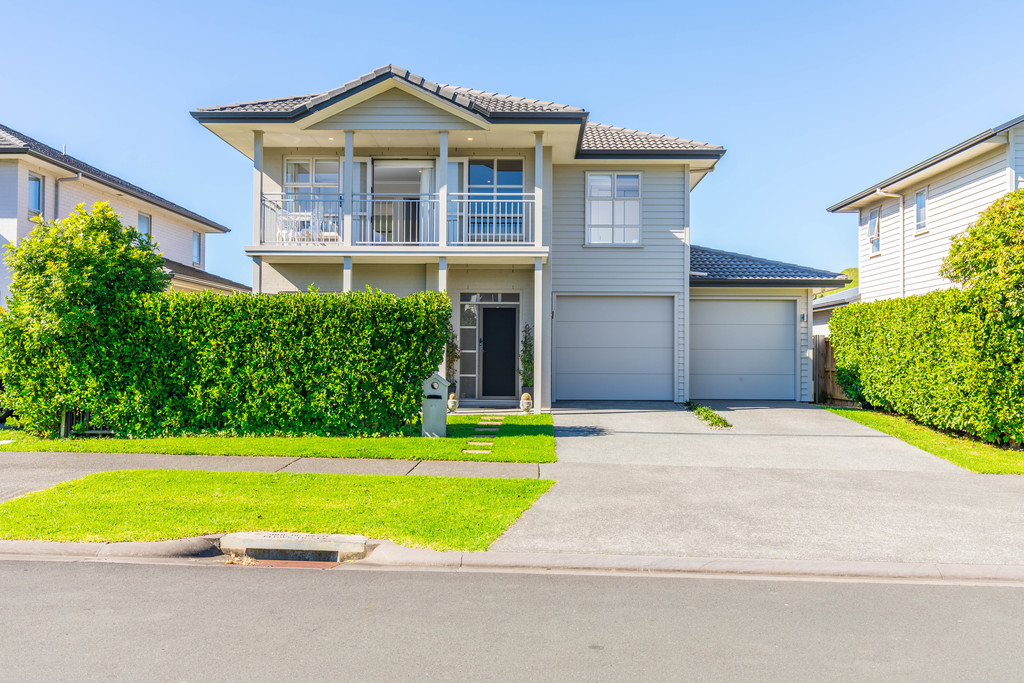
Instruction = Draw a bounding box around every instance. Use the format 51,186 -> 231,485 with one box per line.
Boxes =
343,131 -> 354,246
438,131 -> 448,247
253,130 -> 264,245
533,256 -> 543,412
534,131 -> 544,245
343,256 -> 352,293
437,256 -> 447,294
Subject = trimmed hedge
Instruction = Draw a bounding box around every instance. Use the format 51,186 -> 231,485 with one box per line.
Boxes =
0,290 -> 450,437
829,289 -> 1024,444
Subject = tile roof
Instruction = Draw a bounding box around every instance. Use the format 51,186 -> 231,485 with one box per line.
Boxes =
690,245 -> 849,285
193,65 -> 722,155
163,258 -> 250,292
194,65 -> 584,118
0,123 -> 229,233
582,123 -> 723,153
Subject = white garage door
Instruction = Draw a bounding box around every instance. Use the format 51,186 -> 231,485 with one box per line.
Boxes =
555,296 -> 674,400
690,299 -> 796,400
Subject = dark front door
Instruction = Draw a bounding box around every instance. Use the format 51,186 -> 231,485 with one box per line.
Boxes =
481,307 -> 517,397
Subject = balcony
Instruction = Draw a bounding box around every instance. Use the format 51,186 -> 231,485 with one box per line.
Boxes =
260,193 -> 535,247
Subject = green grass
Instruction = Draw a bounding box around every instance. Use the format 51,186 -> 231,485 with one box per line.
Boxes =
684,402 -> 732,429
0,470 -> 554,550
0,414 -> 555,463
826,407 -> 1024,474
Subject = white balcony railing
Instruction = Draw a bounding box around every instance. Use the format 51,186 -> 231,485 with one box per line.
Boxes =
448,193 -> 535,245
259,193 -> 536,247
353,194 -> 439,246
261,194 -> 342,245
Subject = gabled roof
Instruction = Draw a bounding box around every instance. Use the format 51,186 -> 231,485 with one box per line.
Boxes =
0,123 -> 230,233
192,64 -> 724,158
690,245 -> 849,287
163,258 -> 250,292
827,113 -> 1024,213
812,286 -> 860,310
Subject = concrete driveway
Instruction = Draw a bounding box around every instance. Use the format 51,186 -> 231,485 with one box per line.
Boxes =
492,401 -> 1024,564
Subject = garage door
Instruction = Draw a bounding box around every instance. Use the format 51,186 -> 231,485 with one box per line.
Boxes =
690,299 -> 796,400
555,296 -> 674,400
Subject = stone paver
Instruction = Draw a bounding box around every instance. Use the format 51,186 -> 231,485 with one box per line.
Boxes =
491,401 -> 1024,564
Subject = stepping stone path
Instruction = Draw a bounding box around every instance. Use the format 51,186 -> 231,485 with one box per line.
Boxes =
463,415 -> 505,456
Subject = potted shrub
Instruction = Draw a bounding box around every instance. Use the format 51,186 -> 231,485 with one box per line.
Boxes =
445,331 -> 460,397
517,323 -> 534,396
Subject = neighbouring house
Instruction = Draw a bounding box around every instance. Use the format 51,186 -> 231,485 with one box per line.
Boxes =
812,286 -> 859,336
0,123 -> 249,300
826,113 -> 1024,305
192,64 -> 846,408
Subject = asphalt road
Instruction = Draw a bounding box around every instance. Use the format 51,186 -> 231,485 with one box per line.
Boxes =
1,561 -> 1022,681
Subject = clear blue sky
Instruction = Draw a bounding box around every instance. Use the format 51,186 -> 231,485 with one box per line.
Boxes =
3,0 -> 1022,285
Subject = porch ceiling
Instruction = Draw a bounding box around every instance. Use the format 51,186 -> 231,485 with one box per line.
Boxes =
247,246 -> 549,266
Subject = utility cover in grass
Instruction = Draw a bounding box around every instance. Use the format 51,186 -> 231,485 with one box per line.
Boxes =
0,470 -> 554,551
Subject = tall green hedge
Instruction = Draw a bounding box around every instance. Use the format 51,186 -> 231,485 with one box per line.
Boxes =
830,289 -> 1024,444
0,290 -> 450,437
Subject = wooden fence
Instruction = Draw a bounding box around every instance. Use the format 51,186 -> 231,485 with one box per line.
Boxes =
813,335 -> 858,406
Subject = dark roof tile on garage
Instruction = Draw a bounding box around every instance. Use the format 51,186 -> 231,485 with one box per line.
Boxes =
690,245 -> 849,286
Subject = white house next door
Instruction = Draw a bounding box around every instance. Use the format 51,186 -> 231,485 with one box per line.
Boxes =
554,295 -> 674,400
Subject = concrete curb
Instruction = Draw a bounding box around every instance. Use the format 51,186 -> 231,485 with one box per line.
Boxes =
358,542 -> 1024,583
0,535 -> 222,559
4,535 -> 1024,583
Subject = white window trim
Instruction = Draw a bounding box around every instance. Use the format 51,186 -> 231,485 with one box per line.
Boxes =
914,188 -> 928,233
283,156 -> 343,196
192,231 -> 203,266
138,211 -> 152,236
27,173 -> 43,219
584,171 -> 643,246
867,207 -> 881,255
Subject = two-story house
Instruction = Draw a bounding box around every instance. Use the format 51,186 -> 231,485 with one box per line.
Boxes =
825,114 -> 1024,315
0,123 -> 249,302
193,65 -> 845,409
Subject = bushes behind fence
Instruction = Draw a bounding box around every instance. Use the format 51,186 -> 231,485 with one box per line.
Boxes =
0,289 -> 451,437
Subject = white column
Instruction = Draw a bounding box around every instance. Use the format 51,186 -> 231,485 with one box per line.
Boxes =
343,131 -> 354,247
533,256 -> 543,412
253,130 -> 264,245
438,256 -> 447,293
534,132 -> 544,245
682,164 -> 690,403
438,131 -> 448,247
343,256 -> 352,293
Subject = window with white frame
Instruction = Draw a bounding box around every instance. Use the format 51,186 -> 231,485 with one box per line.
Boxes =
586,172 -> 641,244
867,207 -> 880,254
138,212 -> 151,236
28,174 -> 43,218
915,189 -> 927,232
192,232 -> 202,265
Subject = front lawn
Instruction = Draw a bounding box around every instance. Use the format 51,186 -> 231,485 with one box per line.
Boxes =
0,414 -> 555,464
826,407 -> 1024,474
0,470 -> 554,550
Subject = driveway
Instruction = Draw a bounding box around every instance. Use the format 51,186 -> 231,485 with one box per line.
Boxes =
491,401 -> 1024,564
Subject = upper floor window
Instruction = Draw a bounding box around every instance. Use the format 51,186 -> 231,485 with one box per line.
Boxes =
285,157 -> 340,200
915,190 -> 928,232
138,212 -> 151,236
28,174 -> 43,218
192,232 -> 202,266
586,172 -> 641,245
867,207 -> 880,254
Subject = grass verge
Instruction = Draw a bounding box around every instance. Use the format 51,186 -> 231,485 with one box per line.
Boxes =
0,470 -> 554,550
0,414 -> 555,464
684,402 -> 732,429
826,407 -> 1024,474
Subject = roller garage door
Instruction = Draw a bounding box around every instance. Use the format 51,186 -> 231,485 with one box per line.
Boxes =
690,299 -> 796,400
555,295 -> 674,400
